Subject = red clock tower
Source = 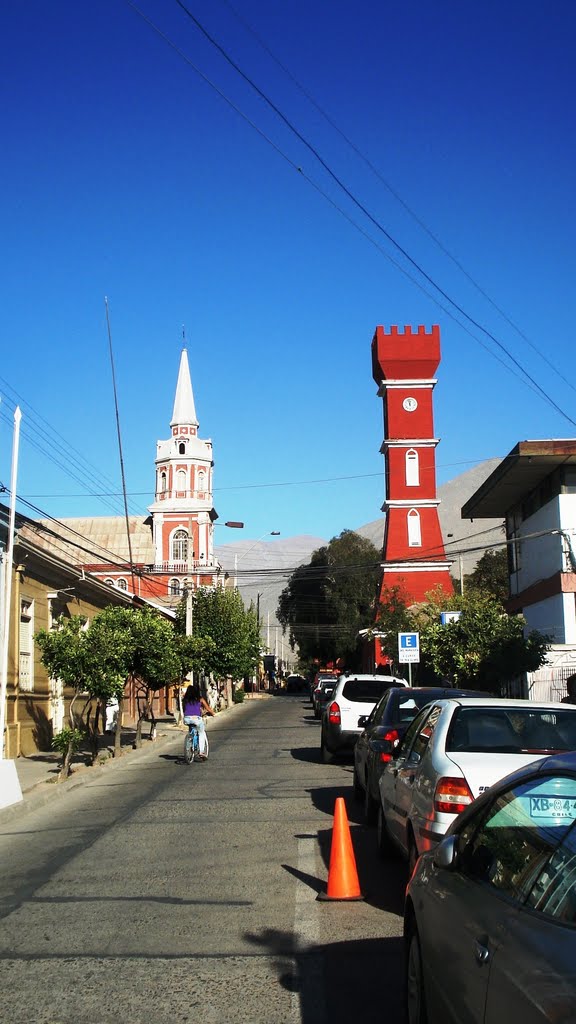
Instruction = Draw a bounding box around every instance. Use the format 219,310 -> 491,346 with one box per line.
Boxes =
372,324 -> 453,607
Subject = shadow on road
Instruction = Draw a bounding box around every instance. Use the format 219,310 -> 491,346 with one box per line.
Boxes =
244,927 -> 405,1024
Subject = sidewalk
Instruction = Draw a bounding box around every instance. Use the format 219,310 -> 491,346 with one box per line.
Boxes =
14,716 -> 183,796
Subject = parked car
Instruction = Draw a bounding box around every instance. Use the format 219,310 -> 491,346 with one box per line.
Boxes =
378,697 -> 576,872
353,686 -> 486,823
405,750 -> 576,1024
320,673 -> 407,764
284,673 -> 308,694
312,674 -> 338,719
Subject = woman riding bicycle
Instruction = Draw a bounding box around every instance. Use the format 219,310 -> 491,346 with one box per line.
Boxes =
182,683 -> 215,759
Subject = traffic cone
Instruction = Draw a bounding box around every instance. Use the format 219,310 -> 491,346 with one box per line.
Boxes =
317,797 -> 364,901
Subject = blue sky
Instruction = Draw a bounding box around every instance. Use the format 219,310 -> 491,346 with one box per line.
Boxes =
1,0 -> 575,546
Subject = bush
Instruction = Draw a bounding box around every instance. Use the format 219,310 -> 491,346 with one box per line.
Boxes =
233,688 -> 246,704
51,727 -> 84,756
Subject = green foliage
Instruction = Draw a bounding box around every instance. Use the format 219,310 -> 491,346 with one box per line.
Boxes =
51,727 -> 84,756
233,688 -> 246,704
374,585 -> 415,665
465,548 -> 509,604
176,587 -> 260,680
414,588 -> 550,691
277,530 -> 380,669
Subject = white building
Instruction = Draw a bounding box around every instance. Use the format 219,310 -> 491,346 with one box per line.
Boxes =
462,440 -> 576,698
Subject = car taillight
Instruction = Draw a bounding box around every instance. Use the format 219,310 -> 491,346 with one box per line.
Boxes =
434,776 -> 474,814
328,702 -> 341,724
379,729 -> 399,763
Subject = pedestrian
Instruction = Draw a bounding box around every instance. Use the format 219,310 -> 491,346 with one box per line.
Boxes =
182,683 -> 215,758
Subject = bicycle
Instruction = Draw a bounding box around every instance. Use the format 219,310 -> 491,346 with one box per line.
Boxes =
183,720 -> 209,764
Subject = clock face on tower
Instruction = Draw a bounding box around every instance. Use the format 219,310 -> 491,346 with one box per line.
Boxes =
403,396 -> 418,412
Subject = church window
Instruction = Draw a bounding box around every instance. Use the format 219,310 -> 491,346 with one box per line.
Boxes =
198,469 -> 206,492
172,529 -> 188,562
104,578 -> 115,587
117,578 -> 127,591
178,441 -> 187,455
407,509 -> 422,547
405,449 -> 419,487
169,578 -> 181,596
176,469 -> 187,492
160,471 -> 167,493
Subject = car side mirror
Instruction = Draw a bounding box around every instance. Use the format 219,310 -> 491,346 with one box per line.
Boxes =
433,834 -> 458,870
358,715 -> 368,727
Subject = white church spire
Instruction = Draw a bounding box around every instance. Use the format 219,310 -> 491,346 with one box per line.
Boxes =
170,347 -> 198,429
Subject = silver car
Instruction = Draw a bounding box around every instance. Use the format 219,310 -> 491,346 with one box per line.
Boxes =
378,697 -> 576,872
405,750 -> 576,1023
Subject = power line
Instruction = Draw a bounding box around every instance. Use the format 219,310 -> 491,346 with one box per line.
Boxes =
169,0 -> 576,429
220,0 -> 576,399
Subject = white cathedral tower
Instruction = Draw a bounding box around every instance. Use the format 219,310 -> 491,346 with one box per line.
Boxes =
148,347 -> 219,596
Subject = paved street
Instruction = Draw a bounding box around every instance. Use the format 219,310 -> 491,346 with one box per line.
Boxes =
0,695 -> 406,1024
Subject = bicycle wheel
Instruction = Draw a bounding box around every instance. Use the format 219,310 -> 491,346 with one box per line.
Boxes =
184,730 -> 194,765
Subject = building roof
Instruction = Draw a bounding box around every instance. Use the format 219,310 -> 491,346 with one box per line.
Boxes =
17,515 -> 154,568
462,440 -> 576,519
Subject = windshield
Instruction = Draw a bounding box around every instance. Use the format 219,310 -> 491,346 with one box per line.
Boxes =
342,679 -> 397,703
446,708 -> 576,754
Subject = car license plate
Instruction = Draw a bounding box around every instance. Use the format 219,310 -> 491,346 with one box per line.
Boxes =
530,796 -> 576,819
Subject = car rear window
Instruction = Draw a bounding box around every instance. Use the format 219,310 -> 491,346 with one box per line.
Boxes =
342,679 -> 396,702
447,708 -> 576,754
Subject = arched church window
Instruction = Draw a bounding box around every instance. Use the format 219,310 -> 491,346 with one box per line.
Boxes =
176,469 -> 187,492
407,509 -> 422,547
117,578 -> 127,591
169,578 -> 181,596
104,578 -> 115,587
405,449 -> 419,487
198,469 -> 206,492
172,529 -> 188,562
178,441 -> 186,455
160,471 -> 167,492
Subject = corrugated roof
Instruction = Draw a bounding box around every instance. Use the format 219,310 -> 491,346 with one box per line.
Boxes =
18,515 -> 154,568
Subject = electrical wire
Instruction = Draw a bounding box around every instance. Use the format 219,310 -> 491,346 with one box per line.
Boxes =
220,0 -> 576,398
168,0 -> 576,428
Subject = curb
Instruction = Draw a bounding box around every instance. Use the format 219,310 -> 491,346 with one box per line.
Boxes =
0,699 -> 250,826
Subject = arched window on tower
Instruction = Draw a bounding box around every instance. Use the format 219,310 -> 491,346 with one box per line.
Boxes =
169,578 -> 182,596
159,471 -> 167,493
407,509 -> 422,547
176,469 -> 187,493
117,578 -> 128,591
104,578 -> 115,587
405,449 -> 420,487
172,529 -> 188,562
197,469 -> 206,494
178,441 -> 186,455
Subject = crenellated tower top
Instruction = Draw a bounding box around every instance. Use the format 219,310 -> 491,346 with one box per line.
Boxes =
372,324 -> 440,382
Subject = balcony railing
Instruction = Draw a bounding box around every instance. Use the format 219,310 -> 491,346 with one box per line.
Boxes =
145,560 -> 219,574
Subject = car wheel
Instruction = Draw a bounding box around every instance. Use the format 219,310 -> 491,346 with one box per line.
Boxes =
377,804 -> 395,858
364,780 -> 378,826
405,926 -> 428,1024
321,737 -> 334,764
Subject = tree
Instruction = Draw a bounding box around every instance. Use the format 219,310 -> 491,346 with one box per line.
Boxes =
35,612 -> 130,775
373,584 -> 415,671
277,530 -> 381,670
465,548 -> 509,604
413,588 -> 550,692
175,586 -> 260,684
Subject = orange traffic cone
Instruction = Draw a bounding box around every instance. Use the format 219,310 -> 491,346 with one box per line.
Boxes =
317,797 -> 363,901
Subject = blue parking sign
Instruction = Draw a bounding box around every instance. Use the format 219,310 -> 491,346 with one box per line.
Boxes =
398,632 -> 420,663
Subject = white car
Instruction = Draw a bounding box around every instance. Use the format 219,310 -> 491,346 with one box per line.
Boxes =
377,696 -> 576,872
320,672 -> 407,763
